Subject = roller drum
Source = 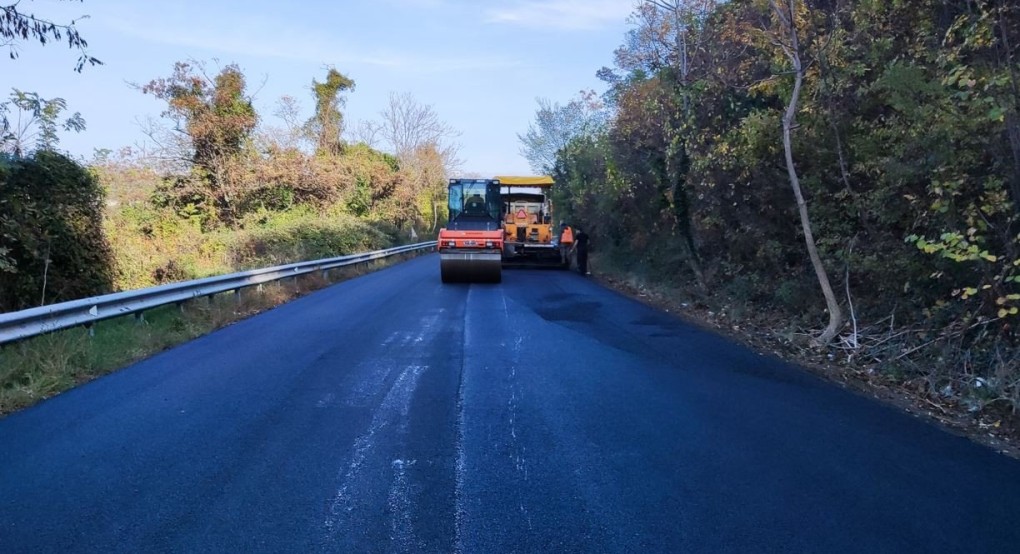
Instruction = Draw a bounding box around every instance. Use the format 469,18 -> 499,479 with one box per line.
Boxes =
440,251 -> 502,283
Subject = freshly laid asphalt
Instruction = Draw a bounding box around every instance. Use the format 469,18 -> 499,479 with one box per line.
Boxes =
1,254 -> 1019,553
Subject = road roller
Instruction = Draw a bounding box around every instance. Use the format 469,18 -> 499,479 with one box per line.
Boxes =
438,178 -> 504,283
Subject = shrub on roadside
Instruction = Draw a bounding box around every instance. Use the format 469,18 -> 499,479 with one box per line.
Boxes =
0,151 -> 115,311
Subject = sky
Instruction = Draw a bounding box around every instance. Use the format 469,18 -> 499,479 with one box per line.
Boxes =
3,0 -> 639,175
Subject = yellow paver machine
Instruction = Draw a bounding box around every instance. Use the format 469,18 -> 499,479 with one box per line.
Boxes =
496,175 -> 571,269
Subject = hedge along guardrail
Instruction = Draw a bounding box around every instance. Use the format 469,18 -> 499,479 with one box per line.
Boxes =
0,241 -> 437,346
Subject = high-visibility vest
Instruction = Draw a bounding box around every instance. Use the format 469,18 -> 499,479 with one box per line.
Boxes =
560,226 -> 574,244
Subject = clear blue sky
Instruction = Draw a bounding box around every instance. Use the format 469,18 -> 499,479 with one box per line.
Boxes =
3,0 -> 637,175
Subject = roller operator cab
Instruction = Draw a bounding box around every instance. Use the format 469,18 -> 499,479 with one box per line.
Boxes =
438,178 -> 504,283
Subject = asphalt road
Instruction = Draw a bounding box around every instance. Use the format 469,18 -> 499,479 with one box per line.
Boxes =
2,254 -> 1019,553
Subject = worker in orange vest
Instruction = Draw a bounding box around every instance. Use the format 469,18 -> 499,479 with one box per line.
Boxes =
558,221 -> 574,266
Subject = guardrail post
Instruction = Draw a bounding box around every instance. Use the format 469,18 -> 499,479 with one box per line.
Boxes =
135,312 -> 145,325
234,289 -> 242,302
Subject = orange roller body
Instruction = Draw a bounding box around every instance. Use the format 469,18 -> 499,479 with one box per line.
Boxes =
438,178 -> 504,283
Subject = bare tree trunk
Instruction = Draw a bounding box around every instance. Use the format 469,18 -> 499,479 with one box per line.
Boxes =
1007,114 -> 1020,209
772,0 -> 843,346
996,0 -> 1020,211
39,244 -> 51,306
669,151 -> 707,291
829,114 -> 853,193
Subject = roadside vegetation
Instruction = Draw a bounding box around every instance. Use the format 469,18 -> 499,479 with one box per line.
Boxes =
524,0 -> 1020,444
1,4 -> 459,413
5,0 -> 1019,451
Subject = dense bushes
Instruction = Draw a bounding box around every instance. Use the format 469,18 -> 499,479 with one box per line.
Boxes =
545,0 -> 1019,413
0,151 -> 115,312
88,63 -> 449,293
105,182 -> 402,291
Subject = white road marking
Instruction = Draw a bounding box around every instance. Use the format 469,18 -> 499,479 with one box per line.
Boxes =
324,364 -> 427,539
388,458 -> 418,553
454,290 -> 472,554
344,314 -> 439,406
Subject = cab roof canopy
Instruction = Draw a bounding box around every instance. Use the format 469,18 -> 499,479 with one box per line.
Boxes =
494,175 -> 555,187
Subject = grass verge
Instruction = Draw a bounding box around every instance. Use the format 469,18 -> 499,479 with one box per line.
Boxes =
0,256 -> 412,416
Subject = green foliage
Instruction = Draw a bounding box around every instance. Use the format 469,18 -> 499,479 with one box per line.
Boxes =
237,209 -> 393,268
0,151 -> 115,311
309,68 -> 356,156
0,89 -> 86,155
545,0 -> 1019,409
0,61 -> 447,316
0,1 -> 101,71
142,62 -> 258,224
138,62 -> 427,232
99,159 -> 401,291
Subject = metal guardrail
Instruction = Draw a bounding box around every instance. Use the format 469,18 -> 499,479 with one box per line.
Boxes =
0,241 -> 437,345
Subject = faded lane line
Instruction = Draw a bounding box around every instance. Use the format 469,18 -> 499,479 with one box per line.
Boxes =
504,293 -> 531,528
388,458 -> 417,553
344,315 -> 439,407
453,288 -> 472,554
455,287 -> 530,554
323,363 -> 427,541
325,311 -> 439,547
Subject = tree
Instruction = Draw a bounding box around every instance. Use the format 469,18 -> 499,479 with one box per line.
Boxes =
377,92 -> 461,230
552,134 -> 613,239
264,94 -> 306,151
142,61 -> 257,171
752,0 -> 843,345
307,68 -> 355,156
348,119 -> 382,149
0,150 -> 115,311
141,61 -> 258,224
518,91 -> 607,173
1,1 -> 98,155
401,141 -> 449,232
378,92 -> 460,162
641,0 -> 717,84
1,0 -> 101,71
543,0 -> 1018,415
608,1 -> 719,290
0,89 -> 85,156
